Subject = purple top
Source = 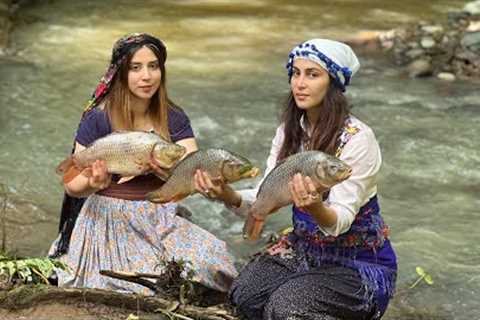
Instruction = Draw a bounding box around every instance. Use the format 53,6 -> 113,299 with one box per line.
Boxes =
75,106 -> 195,146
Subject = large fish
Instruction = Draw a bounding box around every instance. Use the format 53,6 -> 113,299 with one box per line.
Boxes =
146,148 -> 260,203
243,151 -> 352,240
56,131 -> 186,183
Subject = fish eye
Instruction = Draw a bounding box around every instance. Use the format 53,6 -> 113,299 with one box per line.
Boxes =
329,164 -> 338,171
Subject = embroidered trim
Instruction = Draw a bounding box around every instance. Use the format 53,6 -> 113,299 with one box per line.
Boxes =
335,117 -> 360,157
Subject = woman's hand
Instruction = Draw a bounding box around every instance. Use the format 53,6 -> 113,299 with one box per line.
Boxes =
194,169 -> 226,199
193,170 -> 242,207
288,173 -> 327,209
82,160 -> 112,190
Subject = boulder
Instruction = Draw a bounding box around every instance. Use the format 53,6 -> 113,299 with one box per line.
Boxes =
461,31 -> 480,51
437,72 -> 456,81
407,59 -> 433,77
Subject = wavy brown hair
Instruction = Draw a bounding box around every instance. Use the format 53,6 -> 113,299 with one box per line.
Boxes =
105,43 -> 177,141
277,80 -> 350,162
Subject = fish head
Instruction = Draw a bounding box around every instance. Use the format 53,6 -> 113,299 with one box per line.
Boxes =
314,157 -> 352,187
152,143 -> 186,169
221,157 -> 260,183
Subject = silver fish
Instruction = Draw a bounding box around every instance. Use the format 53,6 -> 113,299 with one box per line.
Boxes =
56,131 -> 186,183
146,148 -> 260,203
244,150 -> 352,240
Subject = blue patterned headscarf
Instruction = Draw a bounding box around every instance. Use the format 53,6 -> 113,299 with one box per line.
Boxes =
286,39 -> 360,92
83,32 -> 167,115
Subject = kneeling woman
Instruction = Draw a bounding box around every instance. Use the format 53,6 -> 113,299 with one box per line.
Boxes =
194,39 -> 397,319
50,33 -> 237,295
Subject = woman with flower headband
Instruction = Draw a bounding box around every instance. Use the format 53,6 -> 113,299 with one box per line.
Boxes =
49,33 -> 237,294
194,39 -> 397,319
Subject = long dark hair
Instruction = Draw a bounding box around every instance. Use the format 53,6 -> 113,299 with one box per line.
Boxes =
105,43 -> 174,141
277,80 -> 350,162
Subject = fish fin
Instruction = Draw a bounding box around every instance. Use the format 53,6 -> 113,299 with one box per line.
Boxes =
242,211 -> 266,241
153,169 -> 170,181
146,190 -> 187,203
56,156 -> 74,175
117,176 -> 135,184
169,192 -> 190,202
62,166 -> 82,184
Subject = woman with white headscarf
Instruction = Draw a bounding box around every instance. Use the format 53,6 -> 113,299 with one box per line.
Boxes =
194,39 -> 397,319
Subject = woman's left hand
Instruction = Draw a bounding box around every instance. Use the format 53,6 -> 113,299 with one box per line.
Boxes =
288,173 -> 326,209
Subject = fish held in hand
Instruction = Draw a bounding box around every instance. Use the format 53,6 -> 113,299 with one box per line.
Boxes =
146,148 -> 260,203
56,131 -> 186,183
243,151 -> 352,240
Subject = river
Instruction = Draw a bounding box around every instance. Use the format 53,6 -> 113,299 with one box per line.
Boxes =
0,1 -> 478,319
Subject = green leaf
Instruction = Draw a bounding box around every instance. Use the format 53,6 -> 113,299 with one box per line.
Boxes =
424,275 -> 434,285
416,266 -> 426,277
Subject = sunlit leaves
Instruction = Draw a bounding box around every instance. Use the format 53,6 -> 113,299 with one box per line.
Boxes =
0,253 -> 69,285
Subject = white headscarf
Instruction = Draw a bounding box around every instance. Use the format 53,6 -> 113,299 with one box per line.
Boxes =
286,39 -> 360,91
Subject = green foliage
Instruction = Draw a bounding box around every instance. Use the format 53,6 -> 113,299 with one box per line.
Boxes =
0,253 -> 69,285
409,266 -> 434,289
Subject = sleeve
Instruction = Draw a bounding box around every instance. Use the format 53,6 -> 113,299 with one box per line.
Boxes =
229,124 -> 285,216
168,107 -> 195,142
75,109 -> 112,146
318,128 -> 382,236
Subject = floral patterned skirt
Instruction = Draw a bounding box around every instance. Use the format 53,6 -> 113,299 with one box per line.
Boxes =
49,194 -> 238,294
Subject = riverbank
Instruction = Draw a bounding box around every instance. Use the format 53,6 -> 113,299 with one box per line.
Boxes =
346,0 -> 480,80
3,0 -> 479,81
0,0 -> 12,54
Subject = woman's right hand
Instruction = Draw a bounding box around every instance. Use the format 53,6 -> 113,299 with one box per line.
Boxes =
193,169 -> 241,207
82,160 -> 112,190
194,169 -> 226,199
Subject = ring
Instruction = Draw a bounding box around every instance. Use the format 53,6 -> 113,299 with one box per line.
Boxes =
204,189 -> 210,195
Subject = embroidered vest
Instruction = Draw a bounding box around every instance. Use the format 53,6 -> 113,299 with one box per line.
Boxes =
290,117 -> 390,253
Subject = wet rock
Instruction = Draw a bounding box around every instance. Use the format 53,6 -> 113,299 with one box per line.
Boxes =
407,59 -> 433,77
420,37 -> 436,48
405,48 -> 425,60
462,31 -> 480,51
464,0 -> 480,15
467,20 -> 480,32
437,72 -> 456,81
374,3 -> 480,80
421,25 -> 444,34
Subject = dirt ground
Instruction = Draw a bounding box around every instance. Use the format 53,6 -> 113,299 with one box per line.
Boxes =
0,302 -> 135,320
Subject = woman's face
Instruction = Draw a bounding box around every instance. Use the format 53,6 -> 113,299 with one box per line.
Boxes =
127,46 -> 162,101
290,59 -> 330,111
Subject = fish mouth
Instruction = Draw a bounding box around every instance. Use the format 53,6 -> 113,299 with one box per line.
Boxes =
341,167 -> 353,180
240,166 -> 260,178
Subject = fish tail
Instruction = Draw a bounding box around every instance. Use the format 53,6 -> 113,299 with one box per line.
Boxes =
63,166 -> 82,184
56,156 -> 83,183
55,156 -> 74,175
242,209 -> 266,241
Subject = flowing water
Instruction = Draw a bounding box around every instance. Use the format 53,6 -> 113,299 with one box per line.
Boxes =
0,0 -> 478,319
